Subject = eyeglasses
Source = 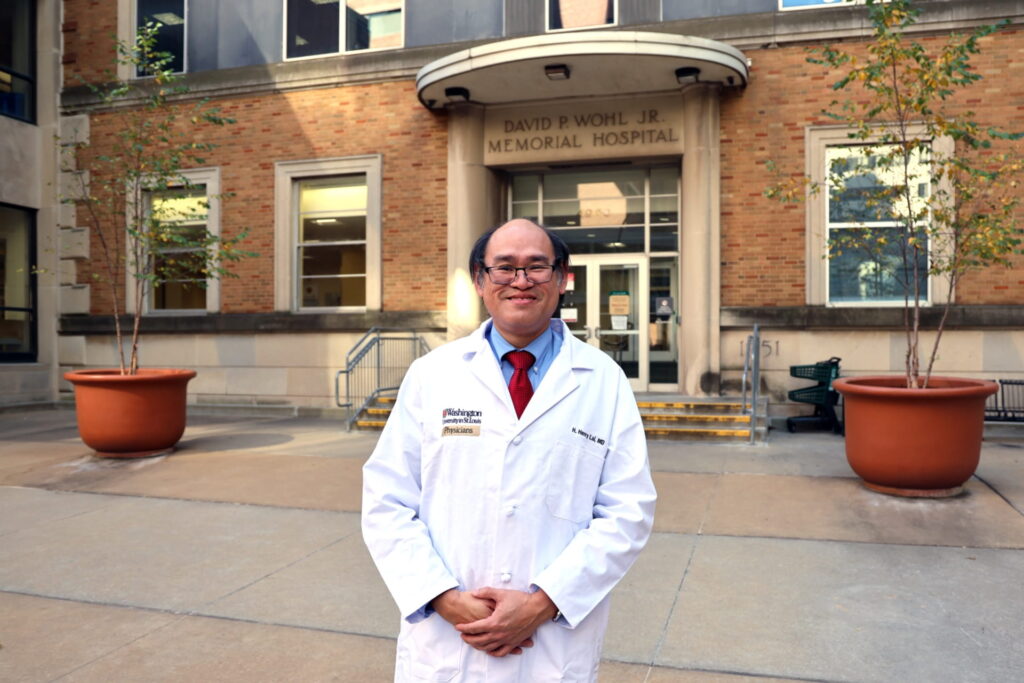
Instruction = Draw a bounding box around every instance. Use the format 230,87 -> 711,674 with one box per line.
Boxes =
482,264 -> 557,285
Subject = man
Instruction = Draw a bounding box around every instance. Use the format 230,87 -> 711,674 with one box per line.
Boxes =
362,219 -> 656,682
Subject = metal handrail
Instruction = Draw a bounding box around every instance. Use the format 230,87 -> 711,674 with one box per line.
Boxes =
335,328 -> 431,429
741,324 -> 762,444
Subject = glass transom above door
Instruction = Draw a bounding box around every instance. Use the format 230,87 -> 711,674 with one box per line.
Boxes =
510,166 -> 679,255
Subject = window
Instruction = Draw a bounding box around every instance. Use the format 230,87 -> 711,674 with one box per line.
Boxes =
146,186 -> 209,311
136,0 -> 186,75
285,0 -> 403,60
296,176 -> 368,308
0,204 -> 36,362
509,166 -> 679,255
128,168 -> 220,315
548,0 -> 615,32
805,127 -> 950,307
0,0 -> 35,123
274,157 -> 382,312
825,145 -> 930,305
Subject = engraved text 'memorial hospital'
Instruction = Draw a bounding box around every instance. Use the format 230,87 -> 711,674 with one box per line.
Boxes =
484,96 -> 684,165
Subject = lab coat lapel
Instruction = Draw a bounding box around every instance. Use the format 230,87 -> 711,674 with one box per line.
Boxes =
517,320 -> 586,430
466,322 -> 515,413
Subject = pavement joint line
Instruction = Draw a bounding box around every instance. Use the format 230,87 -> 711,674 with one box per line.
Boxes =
0,486 -> 123,540
663,532 -> 1024,552
3,484 -> 363,516
648,471 -> 722,669
973,472 -> 1024,519
0,588 -> 398,643
12,584 -> 842,683
49,609 -> 191,682
196,530 -> 361,612
603,655 -> 843,682
12,485 -> 1023,551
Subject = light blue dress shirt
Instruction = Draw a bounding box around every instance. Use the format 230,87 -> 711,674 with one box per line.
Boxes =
485,321 -> 563,391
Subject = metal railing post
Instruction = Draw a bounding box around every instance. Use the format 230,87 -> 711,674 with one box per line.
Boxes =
749,324 -> 761,444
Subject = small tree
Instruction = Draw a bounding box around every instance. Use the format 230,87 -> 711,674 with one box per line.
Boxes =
64,23 -> 252,374
766,0 -> 1022,388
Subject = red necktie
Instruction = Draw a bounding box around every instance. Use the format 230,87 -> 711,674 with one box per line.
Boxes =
504,350 -> 535,418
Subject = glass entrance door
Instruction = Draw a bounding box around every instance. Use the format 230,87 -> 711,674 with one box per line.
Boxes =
559,255 -> 649,391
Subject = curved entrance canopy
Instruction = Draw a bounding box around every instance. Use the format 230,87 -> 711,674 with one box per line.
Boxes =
416,31 -> 748,109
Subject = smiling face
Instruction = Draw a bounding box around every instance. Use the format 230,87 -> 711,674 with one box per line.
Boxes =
475,220 -> 568,348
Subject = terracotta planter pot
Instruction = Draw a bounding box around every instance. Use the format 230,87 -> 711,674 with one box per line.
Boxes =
64,368 -> 197,458
832,375 -> 998,498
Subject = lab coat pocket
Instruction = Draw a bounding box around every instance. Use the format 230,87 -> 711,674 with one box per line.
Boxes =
407,614 -> 464,681
545,440 -> 605,523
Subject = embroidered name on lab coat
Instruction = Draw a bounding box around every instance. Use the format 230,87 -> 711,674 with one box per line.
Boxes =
571,426 -> 606,445
442,408 -> 482,437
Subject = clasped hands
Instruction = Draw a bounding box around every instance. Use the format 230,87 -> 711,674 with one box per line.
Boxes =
431,587 -> 558,658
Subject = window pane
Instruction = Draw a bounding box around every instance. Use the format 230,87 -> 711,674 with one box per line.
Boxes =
301,275 -> 366,307
346,1 -> 402,51
827,146 -> 930,224
0,205 -> 33,310
287,0 -> 340,58
553,227 -> 643,255
650,224 -> 678,252
138,0 -> 185,74
0,309 -> 31,354
301,243 -> 366,277
650,167 -> 679,196
0,0 -> 35,122
511,174 -> 539,200
510,202 -> 538,221
153,281 -> 205,310
149,187 -> 207,224
650,196 -> 678,224
299,176 -> 367,214
0,204 -> 35,358
545,169 -> 643,200
549,0 -> 614,30
302,215 -> 366,243
828,228 -> 929,303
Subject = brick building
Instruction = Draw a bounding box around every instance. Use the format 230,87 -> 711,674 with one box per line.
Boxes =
2,0 -> 1022,413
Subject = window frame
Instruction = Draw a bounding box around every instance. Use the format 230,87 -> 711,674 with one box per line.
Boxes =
804,125 -> 952,307
779,0 -> 869,11
126,167 -> 221,316
507,164 -> 680,256
131,0 -> 188,77
545,0 -> 619,33
0,202 -> 37,363
274,156 -> 382,313
282,0 -> 405,62
0,0 -> 37,124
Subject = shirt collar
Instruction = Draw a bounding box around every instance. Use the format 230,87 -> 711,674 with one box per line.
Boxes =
486,322 -> 555,371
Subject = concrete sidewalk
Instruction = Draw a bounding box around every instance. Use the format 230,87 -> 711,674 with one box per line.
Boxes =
2,408 -> 1023,682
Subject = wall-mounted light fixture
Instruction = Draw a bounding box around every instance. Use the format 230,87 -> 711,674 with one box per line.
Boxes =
675,66 -> 701,85
445,87 -> 470,102
544,64 -> 571,81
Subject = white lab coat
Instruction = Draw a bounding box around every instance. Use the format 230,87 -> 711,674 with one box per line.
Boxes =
362,319 -> 656,683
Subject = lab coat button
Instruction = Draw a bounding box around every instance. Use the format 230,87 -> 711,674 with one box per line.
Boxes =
500,572 -> 511,583
512,436 -> 523,445
506,505 -> 516,517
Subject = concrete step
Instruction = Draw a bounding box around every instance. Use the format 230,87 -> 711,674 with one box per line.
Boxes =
642,413 -> 752,425
351,396 -> 767,443
637,400 -> 746,413
644,425 -> 752,440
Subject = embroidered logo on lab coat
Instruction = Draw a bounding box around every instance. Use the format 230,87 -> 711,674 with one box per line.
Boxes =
442,408 -> 482,436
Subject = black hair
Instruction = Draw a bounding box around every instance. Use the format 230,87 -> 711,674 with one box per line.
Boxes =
468,220 -> 571,282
